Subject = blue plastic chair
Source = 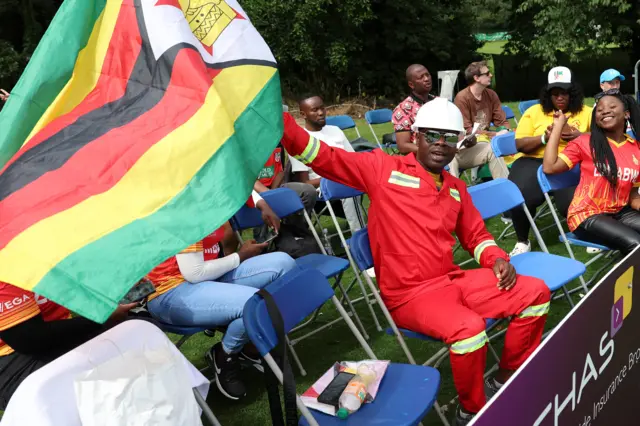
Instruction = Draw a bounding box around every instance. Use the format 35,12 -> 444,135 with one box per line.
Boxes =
467,178 -> 586,306
536,166 -> 615,289
518,99 -> 539,116
501,105 -> 517,123
317,179 -> 381,331
243,268 -> 441,426
326,115 -> 361,139
365,109 -> 393,149
232,188 -> 372,374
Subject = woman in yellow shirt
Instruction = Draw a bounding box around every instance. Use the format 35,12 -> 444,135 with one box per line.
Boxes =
508,67 -> 592,256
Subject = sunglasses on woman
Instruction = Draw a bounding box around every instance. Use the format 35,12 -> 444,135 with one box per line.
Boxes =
595,88 -> 621,102
418,129 -> 459,148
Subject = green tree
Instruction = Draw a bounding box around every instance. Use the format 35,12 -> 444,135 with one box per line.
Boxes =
507,0 -> 640,66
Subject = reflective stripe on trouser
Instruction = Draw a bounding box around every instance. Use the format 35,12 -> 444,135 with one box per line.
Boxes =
450,331 -> 488,354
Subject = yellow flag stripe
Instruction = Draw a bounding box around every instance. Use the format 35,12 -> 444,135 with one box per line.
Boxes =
0,65 -> 276,288
24,0 -> 122,143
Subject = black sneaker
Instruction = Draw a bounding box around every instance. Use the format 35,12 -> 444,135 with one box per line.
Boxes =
454,406 -> 476,426
485,377 -> 501,401
205,342 -> 247,400
238,347 -> 264,373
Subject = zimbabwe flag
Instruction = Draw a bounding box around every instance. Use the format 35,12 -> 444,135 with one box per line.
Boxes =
0,0 -> 282,322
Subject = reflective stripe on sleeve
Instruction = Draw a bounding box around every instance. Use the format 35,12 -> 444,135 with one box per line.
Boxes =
450,331 -> 488,354
519,301 -> 550,318
473,240 -> 498,263
388,171 -> 420,188
294,136 -> 320,165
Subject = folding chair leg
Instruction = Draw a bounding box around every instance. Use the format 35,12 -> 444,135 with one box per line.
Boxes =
330,295 -> 379,360
325,201 -> 383,332
193,388 -> 223,426
175,334 -> 192,349
335,276 -> 370,339
433,401 -> 451,426
286,336 -> 307,376
361,273 -> 418,364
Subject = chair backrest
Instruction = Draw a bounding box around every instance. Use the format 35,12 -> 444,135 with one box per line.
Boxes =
365,108 -> 393,125
326,115 -> 357,131
536,165 -> 581,194
319,178 -> 363,201
518,99 -> 539,116
349,227 -> 373,271
243,268 -> 335,356
468,178 -> 526,220
501,105 -> 516,120
231,188 -> 304,231
490,131 -> 517,157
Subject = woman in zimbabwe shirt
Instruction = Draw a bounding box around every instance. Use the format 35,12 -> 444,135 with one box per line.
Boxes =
542,90 -> 640,254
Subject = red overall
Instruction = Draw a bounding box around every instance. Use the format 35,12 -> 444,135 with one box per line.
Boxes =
280,113 -> 550,413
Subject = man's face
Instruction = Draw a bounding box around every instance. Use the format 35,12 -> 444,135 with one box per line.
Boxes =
408,66 -> 432,96
416,129 -> 458,172
300,96 -> 326,127
600,78 -> 621,91
474,66 -> 492,87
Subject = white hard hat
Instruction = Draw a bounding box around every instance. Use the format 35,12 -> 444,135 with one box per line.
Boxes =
411,97 -> 465,136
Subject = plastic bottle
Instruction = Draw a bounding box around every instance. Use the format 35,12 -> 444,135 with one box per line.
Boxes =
336,364 -> 377,419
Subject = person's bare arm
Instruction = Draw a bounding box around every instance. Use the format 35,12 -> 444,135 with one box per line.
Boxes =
630,189 -> 640,210
396,131 -> 417,154
295,171 -> 321,188
516,125 -> 552,153
542,112 -> 571,174
254,180 -> 270,193
271,171 -> 284,189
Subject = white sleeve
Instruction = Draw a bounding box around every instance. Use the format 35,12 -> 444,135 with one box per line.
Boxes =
176,252 -> 240,283
251,190 -> 263,205
339,130 -> 356,153
288,154 -> 309,173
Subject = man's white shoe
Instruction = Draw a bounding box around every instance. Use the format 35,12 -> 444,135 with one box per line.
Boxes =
509,241 -> 531,257
366,268 -> 376,278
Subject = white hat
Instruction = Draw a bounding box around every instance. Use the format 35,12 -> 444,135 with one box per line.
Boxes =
547,66 -> 572,89
411,97 -> 465,136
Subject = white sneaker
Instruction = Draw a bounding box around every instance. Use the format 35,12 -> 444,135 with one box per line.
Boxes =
366,268 -> 376,278
586,247 -> 602,254
509,241 -> 531,257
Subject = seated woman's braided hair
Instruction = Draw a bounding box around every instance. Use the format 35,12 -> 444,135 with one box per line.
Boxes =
590,90 -> 640,189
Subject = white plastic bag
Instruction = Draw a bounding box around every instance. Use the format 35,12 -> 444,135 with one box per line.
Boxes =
74,342 -> 203,426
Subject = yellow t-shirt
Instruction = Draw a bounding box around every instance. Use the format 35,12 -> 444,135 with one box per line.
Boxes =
515,104 -> 593,159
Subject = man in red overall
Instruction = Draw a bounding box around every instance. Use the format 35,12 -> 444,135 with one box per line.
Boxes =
280,97 -> 550,425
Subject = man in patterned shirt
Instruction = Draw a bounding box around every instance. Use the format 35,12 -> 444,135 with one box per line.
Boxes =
392,64 -> 436,154
393,64 -> 507,182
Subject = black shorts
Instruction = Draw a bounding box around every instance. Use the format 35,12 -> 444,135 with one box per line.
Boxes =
0,352 -> 47,410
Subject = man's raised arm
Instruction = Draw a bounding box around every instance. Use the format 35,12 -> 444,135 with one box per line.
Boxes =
281,113 -> 380,192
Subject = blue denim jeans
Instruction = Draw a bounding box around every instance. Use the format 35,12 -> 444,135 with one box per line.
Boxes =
147,252 -> 297,353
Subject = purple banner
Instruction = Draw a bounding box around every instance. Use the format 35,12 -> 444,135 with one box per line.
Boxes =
471,247 -> 639,426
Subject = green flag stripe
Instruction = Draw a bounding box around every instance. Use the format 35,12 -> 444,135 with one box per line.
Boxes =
33,73 -> 283,323
0,0 -> 106,168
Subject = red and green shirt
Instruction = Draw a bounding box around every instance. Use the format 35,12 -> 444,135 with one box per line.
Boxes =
559,134 -> 640,231
0,283 -> 71,356
257,145 -> 283,188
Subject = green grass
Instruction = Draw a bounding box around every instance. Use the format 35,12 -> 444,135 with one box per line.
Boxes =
185,109 -> 607,425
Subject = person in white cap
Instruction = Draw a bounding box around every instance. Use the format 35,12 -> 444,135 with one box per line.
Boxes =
507,66 -> 592,256
600,69 -> 625,92
279,97 -> 551,426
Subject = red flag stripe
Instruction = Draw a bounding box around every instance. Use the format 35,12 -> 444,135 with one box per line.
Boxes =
0,48 -> 214,251
0,1 -> 139,175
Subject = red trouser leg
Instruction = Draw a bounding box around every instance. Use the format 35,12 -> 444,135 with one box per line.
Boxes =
390,269 -> 551,413
456,269 -> 551,371
391,283 -> 489,413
